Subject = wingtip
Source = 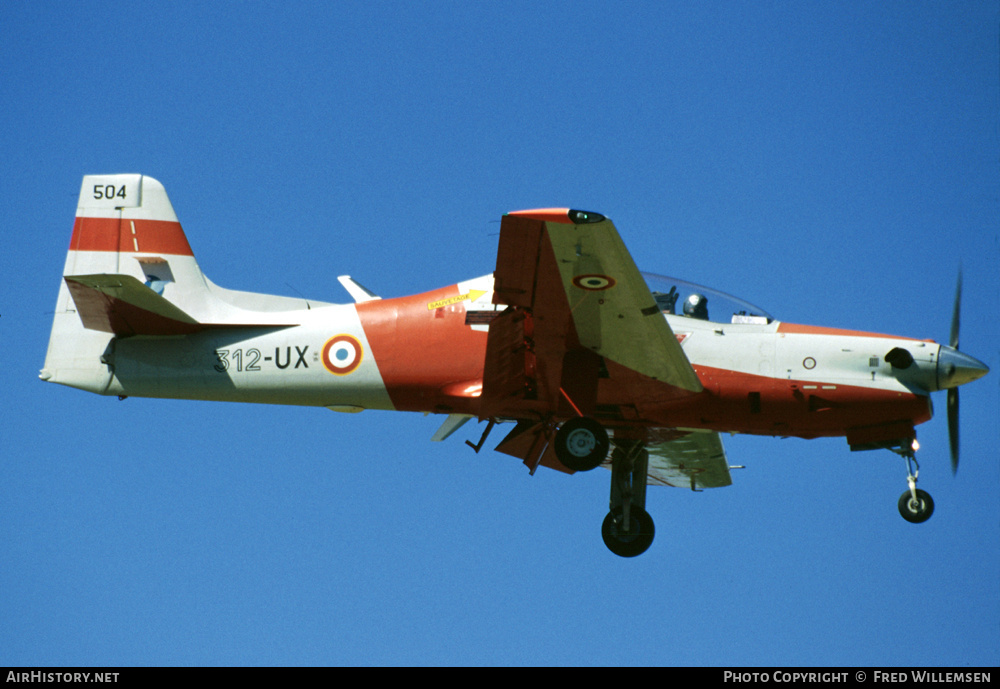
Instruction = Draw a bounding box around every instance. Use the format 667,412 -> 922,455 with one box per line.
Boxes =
506,208 -> 606,225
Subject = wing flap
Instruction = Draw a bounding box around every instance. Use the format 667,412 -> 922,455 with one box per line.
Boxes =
644,429 -> 733,489
492,215 -> 545,308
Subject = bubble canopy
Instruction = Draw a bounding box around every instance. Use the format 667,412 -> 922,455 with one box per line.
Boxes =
642,272 -> 774,325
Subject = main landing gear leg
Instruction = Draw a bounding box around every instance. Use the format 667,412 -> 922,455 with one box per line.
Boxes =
896,449 -> 934,524
602,438 -> 655,557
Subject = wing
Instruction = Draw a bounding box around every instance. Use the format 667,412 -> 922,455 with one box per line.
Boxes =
643,429 -> 733,489
481,208 -> 702,422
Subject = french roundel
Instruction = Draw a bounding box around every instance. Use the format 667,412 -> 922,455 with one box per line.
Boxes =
572,274 -> 616,291
322,335 -> 363,375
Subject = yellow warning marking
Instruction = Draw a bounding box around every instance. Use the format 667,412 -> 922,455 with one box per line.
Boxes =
428,289 -> 487,310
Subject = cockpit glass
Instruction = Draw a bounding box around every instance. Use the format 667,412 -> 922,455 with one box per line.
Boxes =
642,273 -> 773,325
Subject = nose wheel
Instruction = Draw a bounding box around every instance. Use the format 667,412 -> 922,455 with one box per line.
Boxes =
898,488 -> 934,523
896,449 -> 934,523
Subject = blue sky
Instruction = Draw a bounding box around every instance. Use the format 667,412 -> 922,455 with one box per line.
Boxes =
2,1 -> 997,666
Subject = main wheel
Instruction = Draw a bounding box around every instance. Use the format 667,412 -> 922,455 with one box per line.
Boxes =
601,507 -> 655,557
898,488 -> 934,523
553,417 -> 609,472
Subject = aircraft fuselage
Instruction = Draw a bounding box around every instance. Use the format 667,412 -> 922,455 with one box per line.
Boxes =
88,273 -> 938,448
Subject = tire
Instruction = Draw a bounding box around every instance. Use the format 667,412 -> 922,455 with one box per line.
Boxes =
898,488 -> 934,523
553,417 -> 609,472
601,507 -> 655,557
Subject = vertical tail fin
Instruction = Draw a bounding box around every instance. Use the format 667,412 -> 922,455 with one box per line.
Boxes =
42,174 -> 321,394
41,175 -> 214,392
65,174 -> 212,314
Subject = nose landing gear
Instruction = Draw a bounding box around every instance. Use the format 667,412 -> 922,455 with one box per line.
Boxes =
896,448 -> 934,523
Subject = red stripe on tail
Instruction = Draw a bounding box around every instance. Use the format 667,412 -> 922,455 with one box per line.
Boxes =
69,217 -> 194,256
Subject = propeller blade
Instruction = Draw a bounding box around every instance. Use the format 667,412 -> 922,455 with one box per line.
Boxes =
950,269 -> 962,350
948,268 -> 962,474
948,387 -> 959,474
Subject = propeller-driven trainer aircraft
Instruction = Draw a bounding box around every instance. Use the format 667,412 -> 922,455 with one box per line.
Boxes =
42,175 -> 990,556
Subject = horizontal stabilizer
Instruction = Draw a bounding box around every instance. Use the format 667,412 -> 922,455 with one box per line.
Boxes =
65,274 -> 295,336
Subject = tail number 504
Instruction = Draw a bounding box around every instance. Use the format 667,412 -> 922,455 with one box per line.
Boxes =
93,184 -> 127,201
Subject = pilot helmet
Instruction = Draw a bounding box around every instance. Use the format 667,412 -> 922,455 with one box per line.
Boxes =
683,293 -> 708,320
